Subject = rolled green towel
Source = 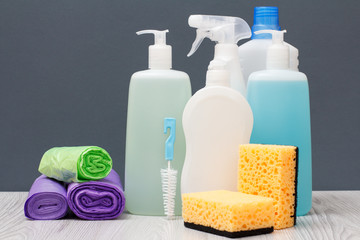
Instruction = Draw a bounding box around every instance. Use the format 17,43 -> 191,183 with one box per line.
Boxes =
39,146 -> 113,182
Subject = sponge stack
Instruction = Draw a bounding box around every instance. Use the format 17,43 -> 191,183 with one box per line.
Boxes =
238,144 -> 298,229
182,190 -> 274,238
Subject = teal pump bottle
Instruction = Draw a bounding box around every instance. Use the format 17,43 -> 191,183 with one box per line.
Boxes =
125,30 -> 192,215
247,30 -> 312,216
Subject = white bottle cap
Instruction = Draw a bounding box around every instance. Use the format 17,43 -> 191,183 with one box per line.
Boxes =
137,30 -> 172,69
255,30 -> 289,70
206,60 -> 230,87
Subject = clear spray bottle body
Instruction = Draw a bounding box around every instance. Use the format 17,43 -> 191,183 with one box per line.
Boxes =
181,15 -> 254,194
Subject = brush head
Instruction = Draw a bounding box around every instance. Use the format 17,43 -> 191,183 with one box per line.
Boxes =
161,165 -> 178,219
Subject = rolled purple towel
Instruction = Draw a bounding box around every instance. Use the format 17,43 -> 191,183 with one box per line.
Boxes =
67,169 -> 125,220
24,175 -> 68,220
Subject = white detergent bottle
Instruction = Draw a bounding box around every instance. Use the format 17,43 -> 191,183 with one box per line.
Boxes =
125,30 -> 191,216
181,59 -> 253,194
247,30 -> 312,216
187,15 -> 251,96
238,6 -> 299,88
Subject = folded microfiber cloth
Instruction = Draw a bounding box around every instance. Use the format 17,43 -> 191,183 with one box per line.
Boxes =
39,146 -> 113,183
24,175 -> 68,220
67,169 -> 125,220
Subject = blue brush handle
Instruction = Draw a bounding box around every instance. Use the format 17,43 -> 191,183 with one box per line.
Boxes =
164,118 -> 176,161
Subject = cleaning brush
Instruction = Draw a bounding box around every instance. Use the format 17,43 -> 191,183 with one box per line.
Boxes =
161,118 -> 178,219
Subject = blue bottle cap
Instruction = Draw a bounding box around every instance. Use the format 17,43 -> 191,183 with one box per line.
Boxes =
251,6 -> 281,40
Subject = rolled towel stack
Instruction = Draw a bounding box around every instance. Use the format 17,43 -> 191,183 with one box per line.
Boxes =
67,169 -> 125,220
24,175 -> 68,220
25,146 -> 125,221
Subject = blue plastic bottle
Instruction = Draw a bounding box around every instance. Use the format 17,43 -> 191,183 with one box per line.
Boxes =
247,30 -> 312,216
238,6 -> 299,88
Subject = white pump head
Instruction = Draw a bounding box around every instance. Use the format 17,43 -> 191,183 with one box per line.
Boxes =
187,15 -> 251,57
137,29 -> 172,69
254,29 -> 289,70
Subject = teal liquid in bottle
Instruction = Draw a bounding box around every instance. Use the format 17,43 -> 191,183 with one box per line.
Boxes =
125,30 -> 192,216
247,76 -> 312,216
125,71 -> 191,215
246,29 -> 312,216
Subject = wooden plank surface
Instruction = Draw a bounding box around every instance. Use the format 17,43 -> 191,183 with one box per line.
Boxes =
0,191 -> 359,240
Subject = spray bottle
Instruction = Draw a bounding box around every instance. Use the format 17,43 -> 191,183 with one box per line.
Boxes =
187,15 -> 251,96
247,30 -> 312,216
125,30 -> 191,216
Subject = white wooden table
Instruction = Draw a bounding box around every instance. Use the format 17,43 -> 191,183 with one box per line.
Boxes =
0,191 -> 359,240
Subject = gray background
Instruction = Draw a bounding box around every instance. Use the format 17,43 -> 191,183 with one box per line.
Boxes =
0,0 -> 359,191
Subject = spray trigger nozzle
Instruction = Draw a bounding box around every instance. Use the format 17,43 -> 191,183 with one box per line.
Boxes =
187,29 -> 212,57
187,15 -> 251,57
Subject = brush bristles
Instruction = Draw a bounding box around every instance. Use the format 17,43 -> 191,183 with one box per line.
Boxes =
161,167 -> 178,218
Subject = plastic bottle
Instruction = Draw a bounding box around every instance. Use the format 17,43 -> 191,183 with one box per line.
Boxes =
238,6 -> 299,88
125,29 -> 192,216
181,58 -> 253,194
247,30 -> 312,216
187,15 -> 251,96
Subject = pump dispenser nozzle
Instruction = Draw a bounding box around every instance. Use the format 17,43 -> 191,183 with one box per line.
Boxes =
254,30 -> 289,69
187,15 -> 251,57
137,29 -> 172,69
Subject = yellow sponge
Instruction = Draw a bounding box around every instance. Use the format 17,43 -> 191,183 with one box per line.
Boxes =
182,190 -> 274,238
238,144 -> 298,230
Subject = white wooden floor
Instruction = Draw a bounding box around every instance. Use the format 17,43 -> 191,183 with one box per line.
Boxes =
0,191 -> 359,240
